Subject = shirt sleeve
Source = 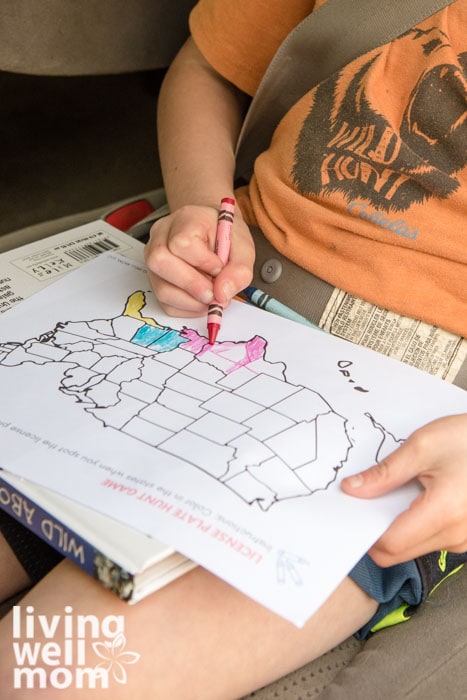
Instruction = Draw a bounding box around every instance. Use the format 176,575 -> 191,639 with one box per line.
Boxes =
189,0 -> 315,96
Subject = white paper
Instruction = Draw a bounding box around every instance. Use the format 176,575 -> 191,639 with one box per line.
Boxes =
0,253 -> 465,626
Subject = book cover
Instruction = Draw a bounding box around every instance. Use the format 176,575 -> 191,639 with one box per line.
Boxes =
0,470 -> 195,603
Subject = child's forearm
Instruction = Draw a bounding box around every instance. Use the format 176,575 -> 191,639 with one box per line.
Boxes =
157,37 -> 247,211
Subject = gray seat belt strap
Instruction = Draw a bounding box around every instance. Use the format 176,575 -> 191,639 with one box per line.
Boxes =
235,0 -> 457,182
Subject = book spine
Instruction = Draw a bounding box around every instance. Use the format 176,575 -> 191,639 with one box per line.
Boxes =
0,473 -> 135,601
0,473 -> 96,574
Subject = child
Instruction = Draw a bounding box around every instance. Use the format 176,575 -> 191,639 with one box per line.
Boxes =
1,1 -> 466,697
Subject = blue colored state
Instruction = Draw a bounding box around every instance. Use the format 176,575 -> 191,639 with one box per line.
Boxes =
131,325 -> 188,352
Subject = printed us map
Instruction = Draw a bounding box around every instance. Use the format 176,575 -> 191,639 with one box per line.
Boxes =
0,290 -> 402,511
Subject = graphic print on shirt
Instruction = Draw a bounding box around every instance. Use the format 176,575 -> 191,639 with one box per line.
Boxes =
292,26 -> 467,213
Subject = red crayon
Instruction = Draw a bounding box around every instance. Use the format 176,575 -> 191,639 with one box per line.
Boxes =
207,197 -> 235,344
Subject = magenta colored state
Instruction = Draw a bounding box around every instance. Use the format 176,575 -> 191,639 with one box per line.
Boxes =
181,328 -> 267,374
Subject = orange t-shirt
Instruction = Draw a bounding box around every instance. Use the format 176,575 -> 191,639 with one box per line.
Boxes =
190,0 -> 467,337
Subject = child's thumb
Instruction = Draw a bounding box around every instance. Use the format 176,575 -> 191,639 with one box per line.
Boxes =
341,442 -> 418,498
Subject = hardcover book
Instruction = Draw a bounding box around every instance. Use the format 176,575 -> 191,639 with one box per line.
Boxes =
0,469 -> 195,603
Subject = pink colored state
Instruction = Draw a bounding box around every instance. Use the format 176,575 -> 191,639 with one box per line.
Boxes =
180,328 -> 267,374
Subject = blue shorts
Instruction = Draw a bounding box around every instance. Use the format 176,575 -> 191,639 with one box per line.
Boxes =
349,554 -> 422,639
350,551 -> 467,639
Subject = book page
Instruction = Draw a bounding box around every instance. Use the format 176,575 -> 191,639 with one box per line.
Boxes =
0,253 -> 465,626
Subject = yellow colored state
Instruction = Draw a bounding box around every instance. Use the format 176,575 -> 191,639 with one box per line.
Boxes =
123,291 -> 161,327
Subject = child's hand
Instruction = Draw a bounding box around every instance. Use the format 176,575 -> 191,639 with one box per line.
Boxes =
145,204 -> 255,317
342,413 -> 467,565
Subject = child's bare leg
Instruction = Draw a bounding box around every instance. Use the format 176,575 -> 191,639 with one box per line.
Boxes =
0,558 -> 377,700
0,533 -> 31,602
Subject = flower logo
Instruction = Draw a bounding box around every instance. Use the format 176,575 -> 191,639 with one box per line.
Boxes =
92,633 -> 141,684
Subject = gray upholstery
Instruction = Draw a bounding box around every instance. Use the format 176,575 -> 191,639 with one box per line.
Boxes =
246,566 -> 467,699
0,0 -> 196,75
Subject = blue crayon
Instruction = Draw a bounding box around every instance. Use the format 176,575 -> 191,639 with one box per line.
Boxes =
242,286 -> 323,332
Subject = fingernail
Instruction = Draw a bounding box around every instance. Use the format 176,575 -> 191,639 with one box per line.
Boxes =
346,473 -> 364,488
200,289 -> 214,304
